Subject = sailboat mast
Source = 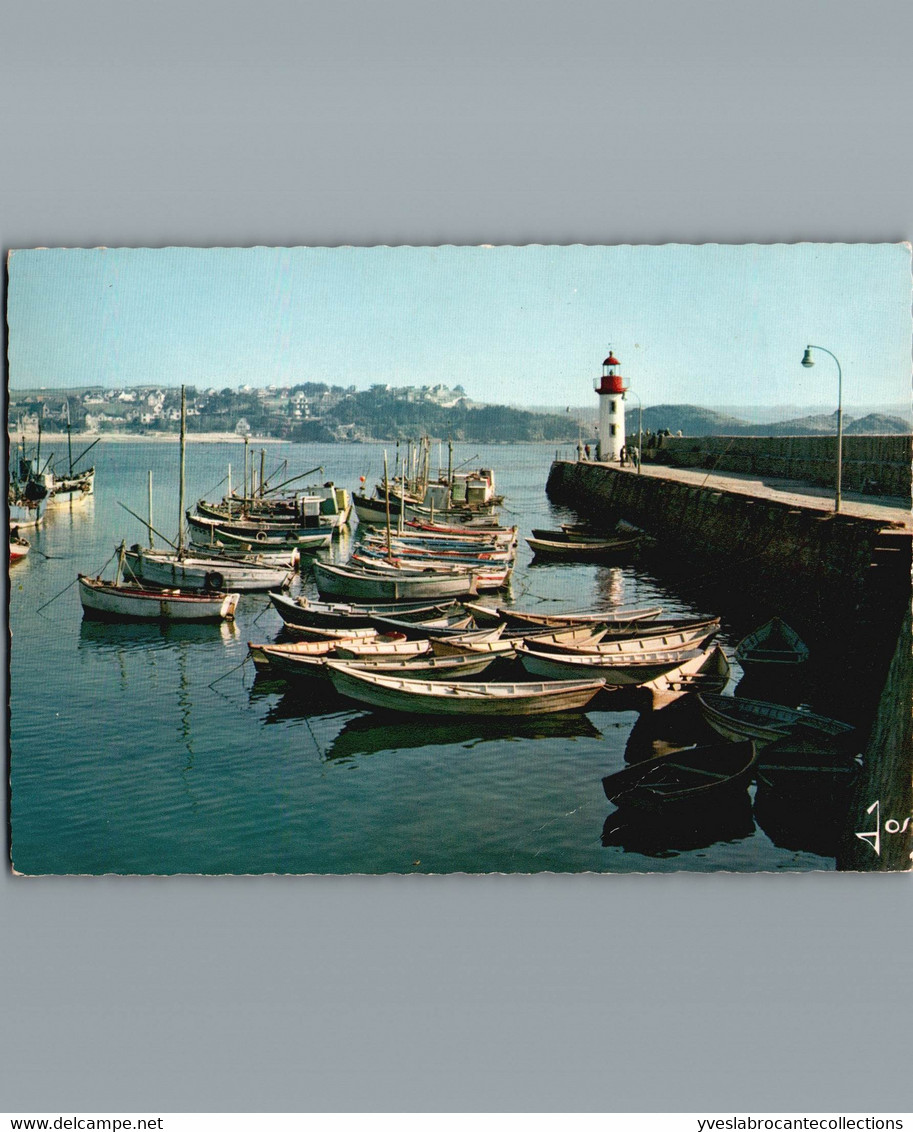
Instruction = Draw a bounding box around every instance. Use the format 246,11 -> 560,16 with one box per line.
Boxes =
177,386 -> 186,555
66,400 -> 73,475
383,449 -> 392,559
148,471 -> 154,548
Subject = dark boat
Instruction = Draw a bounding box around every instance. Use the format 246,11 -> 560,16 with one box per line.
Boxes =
268,591 -> 460,630
601,740 -> 758,812
734,617 -> 810,671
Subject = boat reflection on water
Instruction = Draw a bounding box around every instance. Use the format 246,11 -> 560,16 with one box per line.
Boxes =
325,710 -> 605,763
249,672 -> 356,722
78,616 -> 239,653
622,700 -> 718,764
733,669 -> 807,707
753,780 -> 853,859
753,732 -> 862,859
601,790 -> 756,858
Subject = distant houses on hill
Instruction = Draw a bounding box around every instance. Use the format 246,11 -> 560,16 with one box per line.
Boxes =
8,386 -> 910,442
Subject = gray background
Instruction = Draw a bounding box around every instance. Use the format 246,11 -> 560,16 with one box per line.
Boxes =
3,0 -> 911,1113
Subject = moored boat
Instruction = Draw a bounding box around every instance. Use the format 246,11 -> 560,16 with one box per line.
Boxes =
734,617 -> 810,670
325,663 -> 607,715
312,559 -> 480,601
601,740 -> 758,812
492,605 -> 663,628
697,693 -> 854,747
126,545 -> 296,593
640,645 -> 732,707
9,530 -> 30,564
525,534 -> 642,560
515,640 -> 709,685
79,575 -> 240,622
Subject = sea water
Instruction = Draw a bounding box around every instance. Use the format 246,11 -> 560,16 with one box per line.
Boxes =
9,439 -> 839,873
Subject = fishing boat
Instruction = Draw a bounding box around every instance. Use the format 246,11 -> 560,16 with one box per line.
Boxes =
697,693 -> 854,746
640,645 -> 732,707
9,530 -> 30,565
312,559 -> 480,602
325,663 -> 607,716
188,521 -> 332,553
734,617 -> 810,670
79,545 -> 240,622
268,592 -> 461,631
334,637 -> 435,658
184,538 -> 301,567
126,545 -> 296,593
601,740 -> 758,812
367,614 -> 498,639
248,633 -> 406,672
8,497 -> 44,532
125,388 -> 297,593
526,533 -> 642,561
490,605 -> 663,628
259,647 -> 501,682
185,502 -> 332,541
429,635 -> 519,658
754,732 -> 861,801
515,640 -> 709,685
529,624 -> 718,655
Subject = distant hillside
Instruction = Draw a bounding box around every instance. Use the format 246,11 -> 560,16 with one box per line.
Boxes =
632,404 -> 911,437
843,413 -> 912,435
640,404 -> 748,435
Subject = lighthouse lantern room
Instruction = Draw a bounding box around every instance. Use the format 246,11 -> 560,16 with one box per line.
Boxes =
594,348 -> 627,461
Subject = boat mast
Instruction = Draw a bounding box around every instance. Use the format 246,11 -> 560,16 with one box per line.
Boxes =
177,385 -> 186,556
66,400 -> 73,475
243,436 -> 249,509
147,471 -> 154,548
227,465 -> 232,518
383,449 -> 392,559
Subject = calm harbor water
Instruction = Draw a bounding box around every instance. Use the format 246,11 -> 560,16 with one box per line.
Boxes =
10,439 -> 851,874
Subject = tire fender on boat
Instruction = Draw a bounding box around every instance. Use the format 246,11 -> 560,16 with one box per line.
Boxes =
205,570 -> 224,591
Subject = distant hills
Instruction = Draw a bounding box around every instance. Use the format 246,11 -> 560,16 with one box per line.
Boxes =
609,403 -> 912,437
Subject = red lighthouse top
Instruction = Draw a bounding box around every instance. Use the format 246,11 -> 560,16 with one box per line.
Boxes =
596,349 -> 626,395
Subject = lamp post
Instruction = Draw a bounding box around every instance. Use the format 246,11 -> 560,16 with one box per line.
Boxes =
800,345 -> 843,512
627,389 -> 643,473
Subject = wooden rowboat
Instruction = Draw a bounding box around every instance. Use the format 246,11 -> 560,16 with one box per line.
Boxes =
526,534 -> 642,560
268,592 -> 460,630
312,559 -> 480,601
325,664 -> 606,715
516,641 -> 708,685
697,693 -> 854,747
601,741 -> 758,812
640,645 -> 732,707
528,625 -> 716,656
79,575 -> 239,622
492,606 -> 663,628
734,617 -> 810,670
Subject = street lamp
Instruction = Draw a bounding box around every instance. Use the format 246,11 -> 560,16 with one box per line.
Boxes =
627,389 -> 643,473
800,345 -> 843,512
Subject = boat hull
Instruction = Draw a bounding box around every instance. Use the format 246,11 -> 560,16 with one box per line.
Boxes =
326,664 -> 605,715
78,576 -> 239,621
126,548 -> 295,592
313,560 -> 479,601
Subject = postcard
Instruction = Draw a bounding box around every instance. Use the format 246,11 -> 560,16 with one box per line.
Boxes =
7,243 -> 912,874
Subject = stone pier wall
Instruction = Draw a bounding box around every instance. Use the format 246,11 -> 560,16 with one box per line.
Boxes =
546,460 -> 891,616
640,434 -> 912,499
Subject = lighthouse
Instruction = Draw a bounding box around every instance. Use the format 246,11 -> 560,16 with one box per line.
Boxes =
594,348 -> 626,462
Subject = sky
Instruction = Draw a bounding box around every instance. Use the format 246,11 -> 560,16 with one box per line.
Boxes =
7,244 -> 912,410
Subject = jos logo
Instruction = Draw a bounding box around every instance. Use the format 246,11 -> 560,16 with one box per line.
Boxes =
856,800 -> 913,860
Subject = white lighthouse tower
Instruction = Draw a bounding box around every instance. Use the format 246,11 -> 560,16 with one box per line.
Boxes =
594,348 -> 627,461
